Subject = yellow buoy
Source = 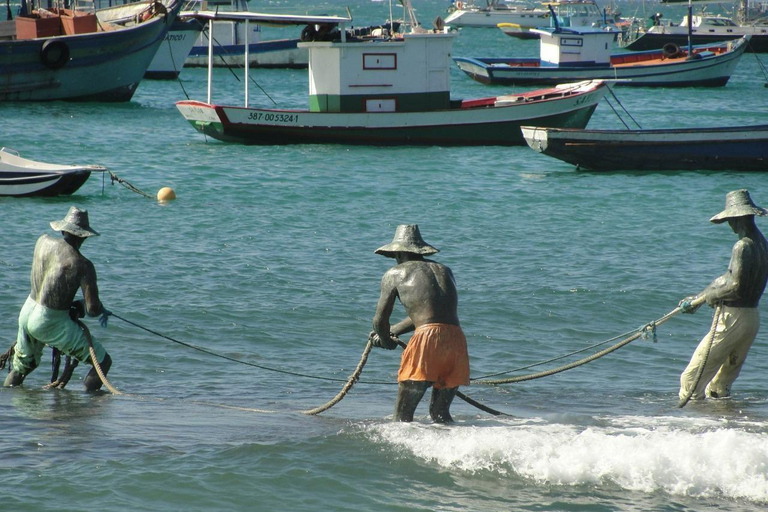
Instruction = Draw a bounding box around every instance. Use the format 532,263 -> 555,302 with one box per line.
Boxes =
157,187 -> 176,201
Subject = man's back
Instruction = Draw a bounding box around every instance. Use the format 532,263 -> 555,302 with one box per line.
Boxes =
732,227 -> 768,306
30,234 -> 89,311
388,259 -> 460,327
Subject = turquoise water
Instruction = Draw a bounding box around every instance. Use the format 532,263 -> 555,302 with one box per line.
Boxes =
2,1 -> 768,510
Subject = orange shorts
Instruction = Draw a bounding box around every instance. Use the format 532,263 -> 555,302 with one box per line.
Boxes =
398,323 -> 470,389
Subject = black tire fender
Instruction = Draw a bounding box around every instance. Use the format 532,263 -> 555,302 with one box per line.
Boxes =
662,42 -> 680,59
40,39 -> 70,70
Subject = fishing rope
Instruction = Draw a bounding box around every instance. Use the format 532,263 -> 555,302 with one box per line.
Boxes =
602,95 -> 631,130
303,340 -> 373,415
79,319 -> 122,395
470,324 -> 648,380
303,336 -> 508,416
749,48 -> 768,86
677,306 -> 723,408
107,171 -> 155,199
473,305 -> 688,386
608,86 -> 642,129
110,313 -> 349,383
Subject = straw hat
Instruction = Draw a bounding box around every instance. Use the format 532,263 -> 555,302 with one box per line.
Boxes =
375,224 -> 439,258
710,189 -> 768,224
50,206 -> 100,237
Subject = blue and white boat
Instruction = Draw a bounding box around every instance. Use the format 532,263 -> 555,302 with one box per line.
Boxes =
0,0 -> 182,101
0,147 -> 106,196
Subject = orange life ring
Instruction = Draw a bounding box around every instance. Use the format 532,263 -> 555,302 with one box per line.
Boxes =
456,1 -> 463,9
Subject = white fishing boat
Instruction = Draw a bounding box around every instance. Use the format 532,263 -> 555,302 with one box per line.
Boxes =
495,0 -> 619,38
0,147 -> 106,197
181,0 -> 308,69
0,0 -> 182,101
175,3 -> 610,146
455,23 -> 750,87
444,0 -> 549,28
79,0 -> 202,79
624,0 -> 768,52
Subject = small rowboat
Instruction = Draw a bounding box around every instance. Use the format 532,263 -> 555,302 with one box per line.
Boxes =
0,147 -> 106,197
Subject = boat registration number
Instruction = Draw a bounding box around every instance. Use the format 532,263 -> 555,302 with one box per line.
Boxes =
247,112 -> 299,123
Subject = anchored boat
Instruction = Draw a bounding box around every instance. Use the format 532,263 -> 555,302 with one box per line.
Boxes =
0,147 -> 106,197
455,22 -> 749,87
521,125 -> 768,171
0,0 -> 182,101
175,2 -> 609,146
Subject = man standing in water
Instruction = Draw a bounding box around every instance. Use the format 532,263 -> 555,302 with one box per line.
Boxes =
679,189 -> 768,401
4,206 -> 112,391
370,224 -> 470,423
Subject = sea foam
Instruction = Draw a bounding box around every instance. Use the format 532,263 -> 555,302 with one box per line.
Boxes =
365,416 -> 768,503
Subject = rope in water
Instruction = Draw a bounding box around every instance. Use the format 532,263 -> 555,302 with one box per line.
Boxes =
110,313 -> 350,383
303,341 -> 374,415
303,337 -> 509,417
79,319 -> 122,395
677,306 -> 722,408
106,171 -> 154,199
472,304 -> 692,386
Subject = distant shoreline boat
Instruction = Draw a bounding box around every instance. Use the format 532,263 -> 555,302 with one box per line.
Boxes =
0,147 -> 106,196
521,124 -> 768,171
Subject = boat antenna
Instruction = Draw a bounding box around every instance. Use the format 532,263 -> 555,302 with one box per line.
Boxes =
548,4 -> 560,32
388,0 -> 394,37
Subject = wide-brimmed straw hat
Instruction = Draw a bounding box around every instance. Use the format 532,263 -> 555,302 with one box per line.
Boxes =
710,189 -> 768,224
50,206 -> 100,237
375,224 -> 439,258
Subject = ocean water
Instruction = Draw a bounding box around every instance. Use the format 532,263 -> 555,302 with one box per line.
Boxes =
1,1 -> 768,511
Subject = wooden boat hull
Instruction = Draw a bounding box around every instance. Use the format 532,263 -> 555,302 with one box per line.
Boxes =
0,169 -> 92,197
454,37 -> 749,87
0,1 -> 181,101
521,125 -> 768,171
176,81 -> 608,146
0,148 -> 106,196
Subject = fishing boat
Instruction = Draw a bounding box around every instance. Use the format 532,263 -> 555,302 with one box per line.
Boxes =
181,0 -> 309,69
455,23 -> 749,87
0,147 -> 106,197
623,0 -> 768,53
444,0 -> 549,28
521,125 -> 768,171
495,0 -> 620,38
175,4 -> 610,146
76,0 -> 201,79
88,0 -> 202,79
0,0 -> 182,101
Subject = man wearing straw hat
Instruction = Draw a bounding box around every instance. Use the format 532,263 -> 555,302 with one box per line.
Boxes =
3,206 -> 112,391
678,189 -> 768,401
370,224 -> 470,423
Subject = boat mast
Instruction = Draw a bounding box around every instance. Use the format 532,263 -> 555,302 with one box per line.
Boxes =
686,0 -> 692,57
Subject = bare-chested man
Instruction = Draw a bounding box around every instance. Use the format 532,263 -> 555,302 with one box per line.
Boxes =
370,225 -> 470,423
4,206 -> 112,391
679,190 -> 768,400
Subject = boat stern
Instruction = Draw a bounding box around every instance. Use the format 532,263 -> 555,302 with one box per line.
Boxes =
176,100 -> 227,138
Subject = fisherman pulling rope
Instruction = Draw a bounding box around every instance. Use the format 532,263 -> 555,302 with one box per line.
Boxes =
7,194 -> 764,414
676,189 -> 768,405
2,207 -> 115,392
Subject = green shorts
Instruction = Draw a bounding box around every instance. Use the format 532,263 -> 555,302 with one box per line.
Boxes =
11,296 -> 107,376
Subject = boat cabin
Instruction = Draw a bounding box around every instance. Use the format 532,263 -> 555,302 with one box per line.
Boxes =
299,32 -> 453,113
532,26 -> 618,66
